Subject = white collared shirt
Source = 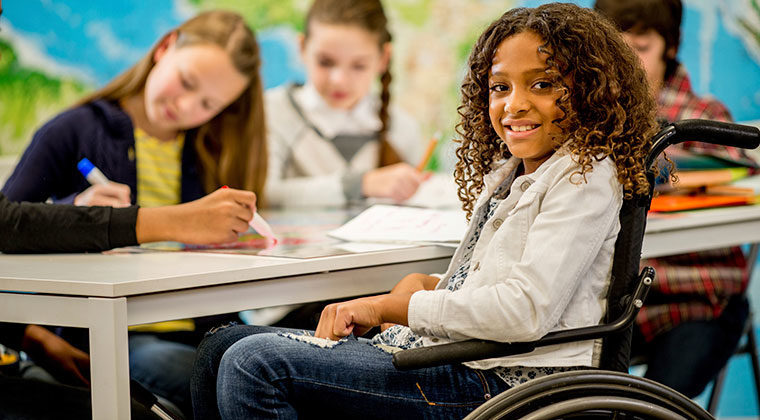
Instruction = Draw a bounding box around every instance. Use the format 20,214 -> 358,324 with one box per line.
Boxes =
294,83 -> 383,139
264,84 -> 424,207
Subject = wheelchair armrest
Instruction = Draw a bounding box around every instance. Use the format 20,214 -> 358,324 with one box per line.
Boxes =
392,267 -> 654,370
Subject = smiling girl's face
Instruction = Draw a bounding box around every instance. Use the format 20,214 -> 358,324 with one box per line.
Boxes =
300,20 -> 390,110
488,31 -> 565,174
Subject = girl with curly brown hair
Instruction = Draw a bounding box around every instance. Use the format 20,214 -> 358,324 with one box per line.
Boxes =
190,4 -> 658,418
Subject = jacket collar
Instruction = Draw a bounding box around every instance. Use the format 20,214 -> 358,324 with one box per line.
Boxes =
483,147 -> 569,195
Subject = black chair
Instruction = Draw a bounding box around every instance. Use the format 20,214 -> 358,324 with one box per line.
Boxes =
392,119 -> 760,419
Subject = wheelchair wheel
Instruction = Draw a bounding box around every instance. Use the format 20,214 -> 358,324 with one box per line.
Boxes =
464,370 -> 713,420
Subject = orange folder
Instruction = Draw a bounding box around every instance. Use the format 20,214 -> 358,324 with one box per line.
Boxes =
650,194 -> 754,212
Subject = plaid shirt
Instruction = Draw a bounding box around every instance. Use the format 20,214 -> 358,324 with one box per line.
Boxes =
658,64 -> 753,162
637,65 -> 754,341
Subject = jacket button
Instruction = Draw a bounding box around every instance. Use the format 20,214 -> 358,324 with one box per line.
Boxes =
492,218 -> 503,229
520,181 -> 531,192
431,338 -> 439,343
473,261 -> 480,271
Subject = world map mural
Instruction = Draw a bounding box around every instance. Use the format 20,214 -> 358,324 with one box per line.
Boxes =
2,0 -> 760,164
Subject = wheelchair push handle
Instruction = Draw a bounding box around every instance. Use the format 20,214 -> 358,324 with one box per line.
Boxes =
673,119 -> 760,149
647,119 -> 760,169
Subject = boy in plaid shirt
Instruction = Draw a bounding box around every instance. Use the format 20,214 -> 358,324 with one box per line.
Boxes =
596,0 -> 755,398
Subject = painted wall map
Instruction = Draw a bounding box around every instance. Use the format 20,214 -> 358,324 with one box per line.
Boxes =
2,0 -> 759,161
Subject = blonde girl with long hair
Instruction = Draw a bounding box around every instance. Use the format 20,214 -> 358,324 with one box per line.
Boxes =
3,10 -> 267,209
1,10 -> 267,416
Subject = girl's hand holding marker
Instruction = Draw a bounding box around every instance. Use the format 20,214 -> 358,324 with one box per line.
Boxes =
76,158 -> 131,207
221,185 -> 278,246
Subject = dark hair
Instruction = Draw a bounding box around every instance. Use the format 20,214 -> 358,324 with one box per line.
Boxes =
304,0 -> 402,166
455,3 -> 658,218
595,0 -> 682,80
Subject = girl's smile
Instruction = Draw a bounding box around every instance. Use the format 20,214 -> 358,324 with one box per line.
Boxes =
502,118 -> 542,138
488,31 -> 566,174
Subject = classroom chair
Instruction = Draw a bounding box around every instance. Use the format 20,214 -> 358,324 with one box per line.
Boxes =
393,119 -> 760,419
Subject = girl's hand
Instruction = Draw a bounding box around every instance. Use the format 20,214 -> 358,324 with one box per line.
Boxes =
380,273 -> 438,331
22,325 -> 91,386
136,187 -> 256,244
74,183 -> 131,207
315,296 -> 383,340
362,163 -> 429,202
315,294 -> 412,341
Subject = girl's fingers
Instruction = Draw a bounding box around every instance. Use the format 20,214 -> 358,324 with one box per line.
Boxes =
232,218 -> 249,234
227,189 -> 257,209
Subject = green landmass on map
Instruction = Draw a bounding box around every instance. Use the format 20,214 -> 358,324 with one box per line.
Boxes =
0,39 -> 90,155
197,0 -> 306,32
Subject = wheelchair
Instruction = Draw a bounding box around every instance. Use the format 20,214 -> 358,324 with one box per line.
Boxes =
392,119 -> 760,420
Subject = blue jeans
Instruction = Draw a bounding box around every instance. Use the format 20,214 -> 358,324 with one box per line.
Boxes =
129,334 -> 196,416
191,325 -> 511,419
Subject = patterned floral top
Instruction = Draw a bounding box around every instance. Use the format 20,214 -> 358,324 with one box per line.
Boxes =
373,169 -> 582,386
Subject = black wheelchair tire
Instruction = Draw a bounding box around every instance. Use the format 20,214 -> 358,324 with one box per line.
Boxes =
464,370 -> 713,420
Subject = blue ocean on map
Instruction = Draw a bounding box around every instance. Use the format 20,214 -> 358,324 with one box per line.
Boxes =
6,0 -> 305,89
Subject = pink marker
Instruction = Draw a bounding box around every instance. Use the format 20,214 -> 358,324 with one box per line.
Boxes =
249,212 -> 278,246
221,186 -> 278,246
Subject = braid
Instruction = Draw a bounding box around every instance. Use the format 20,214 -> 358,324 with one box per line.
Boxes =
378,64 -> 402,166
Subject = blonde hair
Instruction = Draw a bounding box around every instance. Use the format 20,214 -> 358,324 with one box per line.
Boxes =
305,0 -> 402,167
77,10 -> 267,202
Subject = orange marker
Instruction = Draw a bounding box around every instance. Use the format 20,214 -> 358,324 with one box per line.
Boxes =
417,132 -> 440,172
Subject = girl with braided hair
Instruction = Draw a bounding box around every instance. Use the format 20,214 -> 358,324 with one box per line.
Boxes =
264,0 -> 426,207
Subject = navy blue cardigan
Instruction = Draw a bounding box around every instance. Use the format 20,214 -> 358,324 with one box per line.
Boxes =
2,100 -> 206,204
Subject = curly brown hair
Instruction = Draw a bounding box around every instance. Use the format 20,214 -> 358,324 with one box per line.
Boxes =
455,3 -> 658,218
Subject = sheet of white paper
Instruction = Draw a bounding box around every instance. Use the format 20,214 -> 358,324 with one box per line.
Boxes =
403,173 -> 461,208
328,204 -> 467,244
366,173 -> 461,209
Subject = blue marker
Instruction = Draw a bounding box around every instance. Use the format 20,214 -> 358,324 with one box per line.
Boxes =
77,158 -> 110,185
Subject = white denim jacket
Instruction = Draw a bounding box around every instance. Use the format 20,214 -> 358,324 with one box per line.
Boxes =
408,149 -> 623,369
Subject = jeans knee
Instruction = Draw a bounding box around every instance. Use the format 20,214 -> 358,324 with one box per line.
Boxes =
218,333 -> 302,383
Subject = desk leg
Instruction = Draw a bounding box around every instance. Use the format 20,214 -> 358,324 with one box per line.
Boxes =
89,297 -> 131,420
747,243 -> 759,279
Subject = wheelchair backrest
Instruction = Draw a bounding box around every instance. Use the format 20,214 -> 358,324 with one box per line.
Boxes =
599,119 -> 760,372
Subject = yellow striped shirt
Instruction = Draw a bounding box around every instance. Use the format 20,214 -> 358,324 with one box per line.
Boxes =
134,127 -> 185,208
132,129 -> 194,332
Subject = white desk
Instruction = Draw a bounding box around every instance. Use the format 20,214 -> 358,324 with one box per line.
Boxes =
0,245 -> 453,419
3,204 -> 760,419
642,204 -> 760,258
